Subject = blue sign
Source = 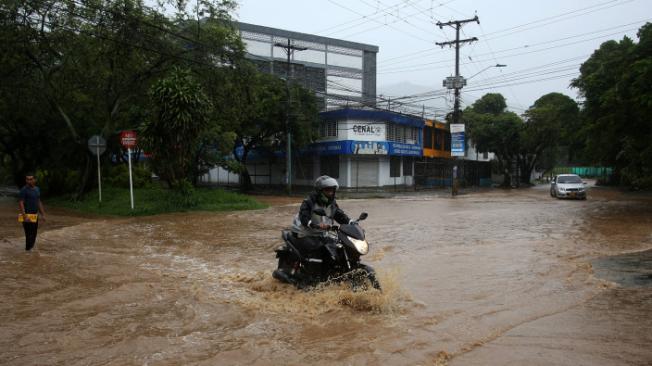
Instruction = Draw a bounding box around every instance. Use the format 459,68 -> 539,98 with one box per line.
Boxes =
451,131 -> 465,156
388,142 -> 423,156
308,140 -> 422,157
308,140 -> 350,155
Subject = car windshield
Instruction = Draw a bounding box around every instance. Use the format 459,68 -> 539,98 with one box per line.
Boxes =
557,175 -> 582,184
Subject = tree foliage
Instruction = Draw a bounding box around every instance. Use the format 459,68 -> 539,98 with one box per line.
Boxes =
141,67 -> 211,188
521,93 -> 580,180
465,94 -> 522,186
0,0 -> 320,195
571,23 -> 652,188
217,64 -> 320,189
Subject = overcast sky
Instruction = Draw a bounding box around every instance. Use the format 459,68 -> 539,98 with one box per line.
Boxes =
235,0 -> 650,115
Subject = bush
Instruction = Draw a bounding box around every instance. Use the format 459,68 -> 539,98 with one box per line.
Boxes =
36,168 -> 80,196
167,179 -> 199,208
106,164 -> 152,188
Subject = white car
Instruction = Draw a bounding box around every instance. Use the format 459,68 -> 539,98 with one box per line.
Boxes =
550,174 -> 587,200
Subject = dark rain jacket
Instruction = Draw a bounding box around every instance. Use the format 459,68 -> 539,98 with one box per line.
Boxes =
291,192 -> 351,238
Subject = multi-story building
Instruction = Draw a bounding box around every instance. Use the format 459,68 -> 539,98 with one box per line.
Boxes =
235,22 -> 378,109
202,22 -> 494,189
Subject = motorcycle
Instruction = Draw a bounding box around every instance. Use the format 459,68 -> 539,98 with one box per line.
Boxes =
272,209 -> 381,291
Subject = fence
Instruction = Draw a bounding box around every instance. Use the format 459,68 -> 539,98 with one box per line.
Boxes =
551,166 -> 613,178
415,159 -> 492,190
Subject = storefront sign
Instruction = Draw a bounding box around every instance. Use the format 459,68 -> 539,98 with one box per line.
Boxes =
309,140 -> 422,157
388,142 -> 423,156
352,141 -> 388,155
347,121 -> 385,141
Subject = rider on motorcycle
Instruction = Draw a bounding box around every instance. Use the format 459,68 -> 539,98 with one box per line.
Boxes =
290,175 -> 352,254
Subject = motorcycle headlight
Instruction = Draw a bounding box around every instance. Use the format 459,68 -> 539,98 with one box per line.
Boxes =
348,236 -> 369,255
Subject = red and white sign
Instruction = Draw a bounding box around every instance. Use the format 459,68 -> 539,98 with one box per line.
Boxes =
120,130 -> 137,149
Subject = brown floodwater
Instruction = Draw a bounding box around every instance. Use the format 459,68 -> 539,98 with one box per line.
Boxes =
0,186 -> 651,365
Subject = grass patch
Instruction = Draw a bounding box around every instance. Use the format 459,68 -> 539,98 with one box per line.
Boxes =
48,185 -> 268,216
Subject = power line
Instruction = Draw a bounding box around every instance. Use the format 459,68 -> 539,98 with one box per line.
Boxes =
325,0 -> 435,43
378,24 -> 645,74
483,0 -> 634,41
377,0 -> 638,67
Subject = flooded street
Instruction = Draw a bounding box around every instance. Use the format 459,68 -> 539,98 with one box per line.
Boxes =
1,186 -> 651,365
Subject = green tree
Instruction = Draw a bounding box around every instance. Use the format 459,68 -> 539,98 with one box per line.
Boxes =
141,67 -> 212,188
216,65 -> 319,190
521,93 -> 580,183
465,94 -> 523,187
0,0 -> 242,194
571,23 -> 652,188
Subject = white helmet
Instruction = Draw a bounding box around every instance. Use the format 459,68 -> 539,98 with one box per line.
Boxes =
314,175 -> 339,191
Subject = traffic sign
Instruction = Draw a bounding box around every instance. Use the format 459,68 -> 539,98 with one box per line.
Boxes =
88,135 -> 107,155
443,76 -> 467,89
120,130 -> 137,149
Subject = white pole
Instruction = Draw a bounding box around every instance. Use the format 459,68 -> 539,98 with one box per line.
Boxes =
97,144 -> 102,203
128,147 -> 134,210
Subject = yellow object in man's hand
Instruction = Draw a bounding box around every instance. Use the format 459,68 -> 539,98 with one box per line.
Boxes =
18,214 -> 38,223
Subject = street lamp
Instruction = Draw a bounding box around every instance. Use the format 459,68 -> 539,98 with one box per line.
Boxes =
468,63 -> 506,80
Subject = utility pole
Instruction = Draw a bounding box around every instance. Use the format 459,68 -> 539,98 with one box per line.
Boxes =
436,15 -> 479,125
436,15 -> 479,196
274,39 -> 307,195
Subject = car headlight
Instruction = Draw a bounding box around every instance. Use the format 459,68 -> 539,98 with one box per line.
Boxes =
348,236 -> 369,255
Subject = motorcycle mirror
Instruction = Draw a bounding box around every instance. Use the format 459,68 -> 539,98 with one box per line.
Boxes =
358,212 -> 368,221
313,208 -> 327,216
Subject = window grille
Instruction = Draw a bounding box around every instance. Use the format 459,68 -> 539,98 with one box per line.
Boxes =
320,120 -> 337,138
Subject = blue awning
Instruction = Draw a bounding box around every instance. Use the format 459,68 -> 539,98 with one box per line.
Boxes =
319,108 -> 424,128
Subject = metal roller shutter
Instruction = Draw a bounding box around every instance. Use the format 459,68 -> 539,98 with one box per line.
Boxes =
351,157 -> 378,187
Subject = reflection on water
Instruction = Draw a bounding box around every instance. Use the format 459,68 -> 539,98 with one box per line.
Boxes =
593,249 -> 652,288
0,187 -> 651,365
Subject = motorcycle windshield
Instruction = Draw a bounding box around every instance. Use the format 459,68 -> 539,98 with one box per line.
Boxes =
339,224 -> 365,240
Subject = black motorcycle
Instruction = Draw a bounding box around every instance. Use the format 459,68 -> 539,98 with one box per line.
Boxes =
272,210 -> 381,291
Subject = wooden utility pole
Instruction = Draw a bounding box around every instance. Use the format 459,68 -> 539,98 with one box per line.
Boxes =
436,15 -> 479,125
274,39 -> 307,195
436,16 -> 479,196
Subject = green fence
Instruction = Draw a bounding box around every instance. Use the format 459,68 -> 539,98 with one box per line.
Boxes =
552,166 -> 613,178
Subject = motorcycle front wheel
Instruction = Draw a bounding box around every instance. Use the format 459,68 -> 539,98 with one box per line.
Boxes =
348,264 -> 382,292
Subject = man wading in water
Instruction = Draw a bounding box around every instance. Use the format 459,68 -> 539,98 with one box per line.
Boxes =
18,174 -> 46,251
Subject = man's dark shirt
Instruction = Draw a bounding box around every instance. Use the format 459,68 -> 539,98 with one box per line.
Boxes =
19,186 -> 40,214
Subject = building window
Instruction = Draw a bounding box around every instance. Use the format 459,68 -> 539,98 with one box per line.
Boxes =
408,126 -> 418,144
483,151 -> 488,159
390,156 -> 401,177
424,127 -> 433,149
434,129 -> 443,150
320,155 -> 339,178
319,120 -> 337,138
386,123 -> 418,144
386,123 -> 403,143
403,157 -> 413,176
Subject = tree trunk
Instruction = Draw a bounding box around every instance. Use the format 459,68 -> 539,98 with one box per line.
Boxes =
239,150 -> 252,191
75,152 -> 92,200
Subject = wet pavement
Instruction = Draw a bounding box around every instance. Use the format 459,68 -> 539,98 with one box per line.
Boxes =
0,186 -> 651,365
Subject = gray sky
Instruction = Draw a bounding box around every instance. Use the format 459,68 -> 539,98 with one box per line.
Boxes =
235,0 -> 650,115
